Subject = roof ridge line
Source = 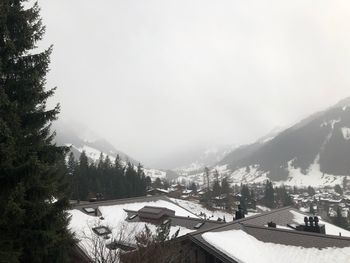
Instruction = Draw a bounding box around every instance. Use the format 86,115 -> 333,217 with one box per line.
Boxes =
188,206 -> 293,236
123,208 -> 225,224
241,223 -> 350,241
72,195 -> 169,208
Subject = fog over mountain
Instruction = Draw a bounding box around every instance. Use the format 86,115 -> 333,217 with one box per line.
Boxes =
186,97 -> 350,187
39,0 -> 350,165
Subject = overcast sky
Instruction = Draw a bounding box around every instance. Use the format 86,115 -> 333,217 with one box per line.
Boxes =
38,0 -> 350,166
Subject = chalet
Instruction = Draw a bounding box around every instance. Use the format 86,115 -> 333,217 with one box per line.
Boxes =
68,195 -> 223,262
147,188 -> 169,196
176,206 -> 350,263
69,196 -> 350,263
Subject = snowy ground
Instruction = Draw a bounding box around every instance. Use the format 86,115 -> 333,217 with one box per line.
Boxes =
202,229 -> 350,263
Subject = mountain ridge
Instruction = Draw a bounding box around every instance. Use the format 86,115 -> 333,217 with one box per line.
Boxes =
214,96 -> 350,186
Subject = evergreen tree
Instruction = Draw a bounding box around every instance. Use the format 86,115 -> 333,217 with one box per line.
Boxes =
145,176 -> 152,190
275,185 -> 292,207
124,162 -> 136,197
212,179 -> 221,197
332,207 -> 348,229
189,181 -> 197,194
293,186 -> 298,194
204,167 -> 210,192
307,186 -> 315,196
263,180 -> 275,208
250,189 -> 256,209
221,177 -> 231,195
153,177 -> 162,189
77,151 -> 89,200
136,163 -> 147,196
334,184 -> 343,195
112,155 -> 125,198
162,179 -> 170,190
0,1 -> 73,261
67,152 -> 77,199
343,176 -> 348,191
240,184 -> 251,213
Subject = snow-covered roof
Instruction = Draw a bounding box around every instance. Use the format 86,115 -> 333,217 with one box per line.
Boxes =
68,196 -> 199,260
147,188 -> 169,194
202,228 -> 350,263
188,206 -> 350,263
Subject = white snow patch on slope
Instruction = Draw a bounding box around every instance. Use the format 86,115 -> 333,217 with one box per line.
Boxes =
77,145 -> 114,162
341,127 -> 350,140
144,168 -> 166,179
275,156 -> 344,187
202,229 -> 350,263
176,162 -> 204,175
73,145 -> 165,180
290,210 -> 350,237
320,119 -> 341,129
230,165 -> 269,184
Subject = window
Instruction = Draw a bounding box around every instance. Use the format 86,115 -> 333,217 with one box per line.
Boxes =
83,207 -> 95,213
92,226 -> 111,236
163,219 -> 170,225
194,222 -> 204,229
128,214 -> 137,220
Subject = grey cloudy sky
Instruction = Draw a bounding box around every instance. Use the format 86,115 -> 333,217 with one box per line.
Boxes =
38,0 -> 350,165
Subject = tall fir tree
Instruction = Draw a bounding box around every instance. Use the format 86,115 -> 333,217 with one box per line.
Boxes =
0,1 -> 74,262
67,151 -> 77,199
263,180 -> 275,208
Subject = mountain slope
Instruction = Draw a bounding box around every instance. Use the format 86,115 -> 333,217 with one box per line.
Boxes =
217,97 -> 350,186
53,121 -> 167,180
174,144 -> 237,175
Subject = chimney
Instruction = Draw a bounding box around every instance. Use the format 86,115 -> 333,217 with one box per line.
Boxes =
235,205 -> 245,220
296,216 -> 325,234
267,221 -> 276,228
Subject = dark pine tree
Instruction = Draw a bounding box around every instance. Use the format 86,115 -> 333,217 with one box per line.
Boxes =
212,179 -> 221,197
189,181 -> 197,194
77,151 -> 89,200
0,1 -> 74,262
307,186 -> 315,196
334,184 -> 343,195
263,180 -> 275,208
240,184 -> 251,213
67,152 -> 77,199
275,185 -> 292,207
332,206 -> 348,229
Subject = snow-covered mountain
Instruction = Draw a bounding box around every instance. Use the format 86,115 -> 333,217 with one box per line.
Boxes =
53,121 -> 166,180
150,144 -> 236,175
174,144 -> 237,175
216,97 -> 350,187
181,97 -> 350,187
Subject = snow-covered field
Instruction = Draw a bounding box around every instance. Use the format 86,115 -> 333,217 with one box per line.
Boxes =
202,229 -> 350,263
